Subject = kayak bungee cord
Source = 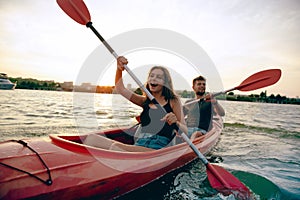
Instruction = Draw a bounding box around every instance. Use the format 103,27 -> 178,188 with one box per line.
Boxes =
0,140 -> 52,186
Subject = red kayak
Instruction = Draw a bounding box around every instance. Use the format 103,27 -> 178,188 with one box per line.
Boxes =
0,116 -> 223,200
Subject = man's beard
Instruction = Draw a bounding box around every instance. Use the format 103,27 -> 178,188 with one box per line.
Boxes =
196,91 -> 205,96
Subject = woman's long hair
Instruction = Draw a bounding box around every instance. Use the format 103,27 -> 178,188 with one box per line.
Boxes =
145,66 -> 177,103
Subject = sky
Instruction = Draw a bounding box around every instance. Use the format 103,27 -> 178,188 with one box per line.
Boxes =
0,0 -> 299,97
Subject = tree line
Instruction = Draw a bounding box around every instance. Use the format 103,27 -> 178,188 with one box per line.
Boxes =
8,77 -> 299,105
10,77 -> 58,90
177,90 -> 299,105
221,91 -> 299,105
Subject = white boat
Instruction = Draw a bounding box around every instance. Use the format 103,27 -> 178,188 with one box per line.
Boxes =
0,73 -> 17,90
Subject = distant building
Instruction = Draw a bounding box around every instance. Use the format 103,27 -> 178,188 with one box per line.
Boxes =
60,81 -> 74,91
74,83 -> 97,92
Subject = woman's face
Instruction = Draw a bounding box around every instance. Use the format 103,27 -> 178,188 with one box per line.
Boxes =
147,68 -> 165,93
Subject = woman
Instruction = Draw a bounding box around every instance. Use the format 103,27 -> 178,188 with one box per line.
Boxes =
84,56 -> 187,151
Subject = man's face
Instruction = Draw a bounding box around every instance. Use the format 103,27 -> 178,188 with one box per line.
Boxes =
193,80 -> 206,96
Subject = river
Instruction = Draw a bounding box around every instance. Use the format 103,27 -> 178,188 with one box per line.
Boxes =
1,89 -> 299,199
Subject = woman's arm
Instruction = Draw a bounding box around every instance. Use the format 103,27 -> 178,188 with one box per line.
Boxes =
115,56 -> 146,107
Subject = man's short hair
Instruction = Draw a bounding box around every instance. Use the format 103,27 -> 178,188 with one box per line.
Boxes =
193,76 -> 206,85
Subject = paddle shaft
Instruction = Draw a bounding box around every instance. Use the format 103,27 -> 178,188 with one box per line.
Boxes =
184,73 -> 274,107
56,0 -> 252,196
86,22 -> 226,184
180,133 -> 231,188
61,0 -> 212,166
86,22 -> 159,105
86,21 -> 209,142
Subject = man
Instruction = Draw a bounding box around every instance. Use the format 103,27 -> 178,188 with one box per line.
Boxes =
184,75 -> 225,138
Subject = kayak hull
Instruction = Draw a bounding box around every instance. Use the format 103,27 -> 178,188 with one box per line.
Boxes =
0,116 -> 223,199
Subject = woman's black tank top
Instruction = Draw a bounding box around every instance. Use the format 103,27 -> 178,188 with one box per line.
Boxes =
140,101 -> 178,140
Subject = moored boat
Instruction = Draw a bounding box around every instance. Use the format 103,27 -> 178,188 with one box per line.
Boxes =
0,73 -> 17,90
0,116 -> 223,200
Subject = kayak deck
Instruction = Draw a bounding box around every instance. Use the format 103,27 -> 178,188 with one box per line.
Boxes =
0,116 -> 223,199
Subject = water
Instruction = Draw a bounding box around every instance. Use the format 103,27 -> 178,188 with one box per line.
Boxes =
1,90 -> 299,200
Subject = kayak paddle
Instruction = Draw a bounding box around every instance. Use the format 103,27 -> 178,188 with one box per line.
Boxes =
56,0 -> 252,198
185,69 -> 281,106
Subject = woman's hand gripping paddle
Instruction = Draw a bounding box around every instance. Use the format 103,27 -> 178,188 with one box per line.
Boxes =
185,69 -> 281,107
56,0 -> 252,198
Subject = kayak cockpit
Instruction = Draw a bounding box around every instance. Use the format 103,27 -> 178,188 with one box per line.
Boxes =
55,126 -> 136,146
50,116 -> 222,157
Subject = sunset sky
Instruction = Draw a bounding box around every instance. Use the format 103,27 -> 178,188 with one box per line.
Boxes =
0,0 -> 299,97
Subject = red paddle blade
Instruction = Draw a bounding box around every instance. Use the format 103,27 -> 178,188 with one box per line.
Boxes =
207,164 -> 252,199
236,69 -> 281,91
57,0 -> 91,25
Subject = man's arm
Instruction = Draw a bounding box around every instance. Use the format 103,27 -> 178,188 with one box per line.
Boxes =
212,100 -> 225,116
